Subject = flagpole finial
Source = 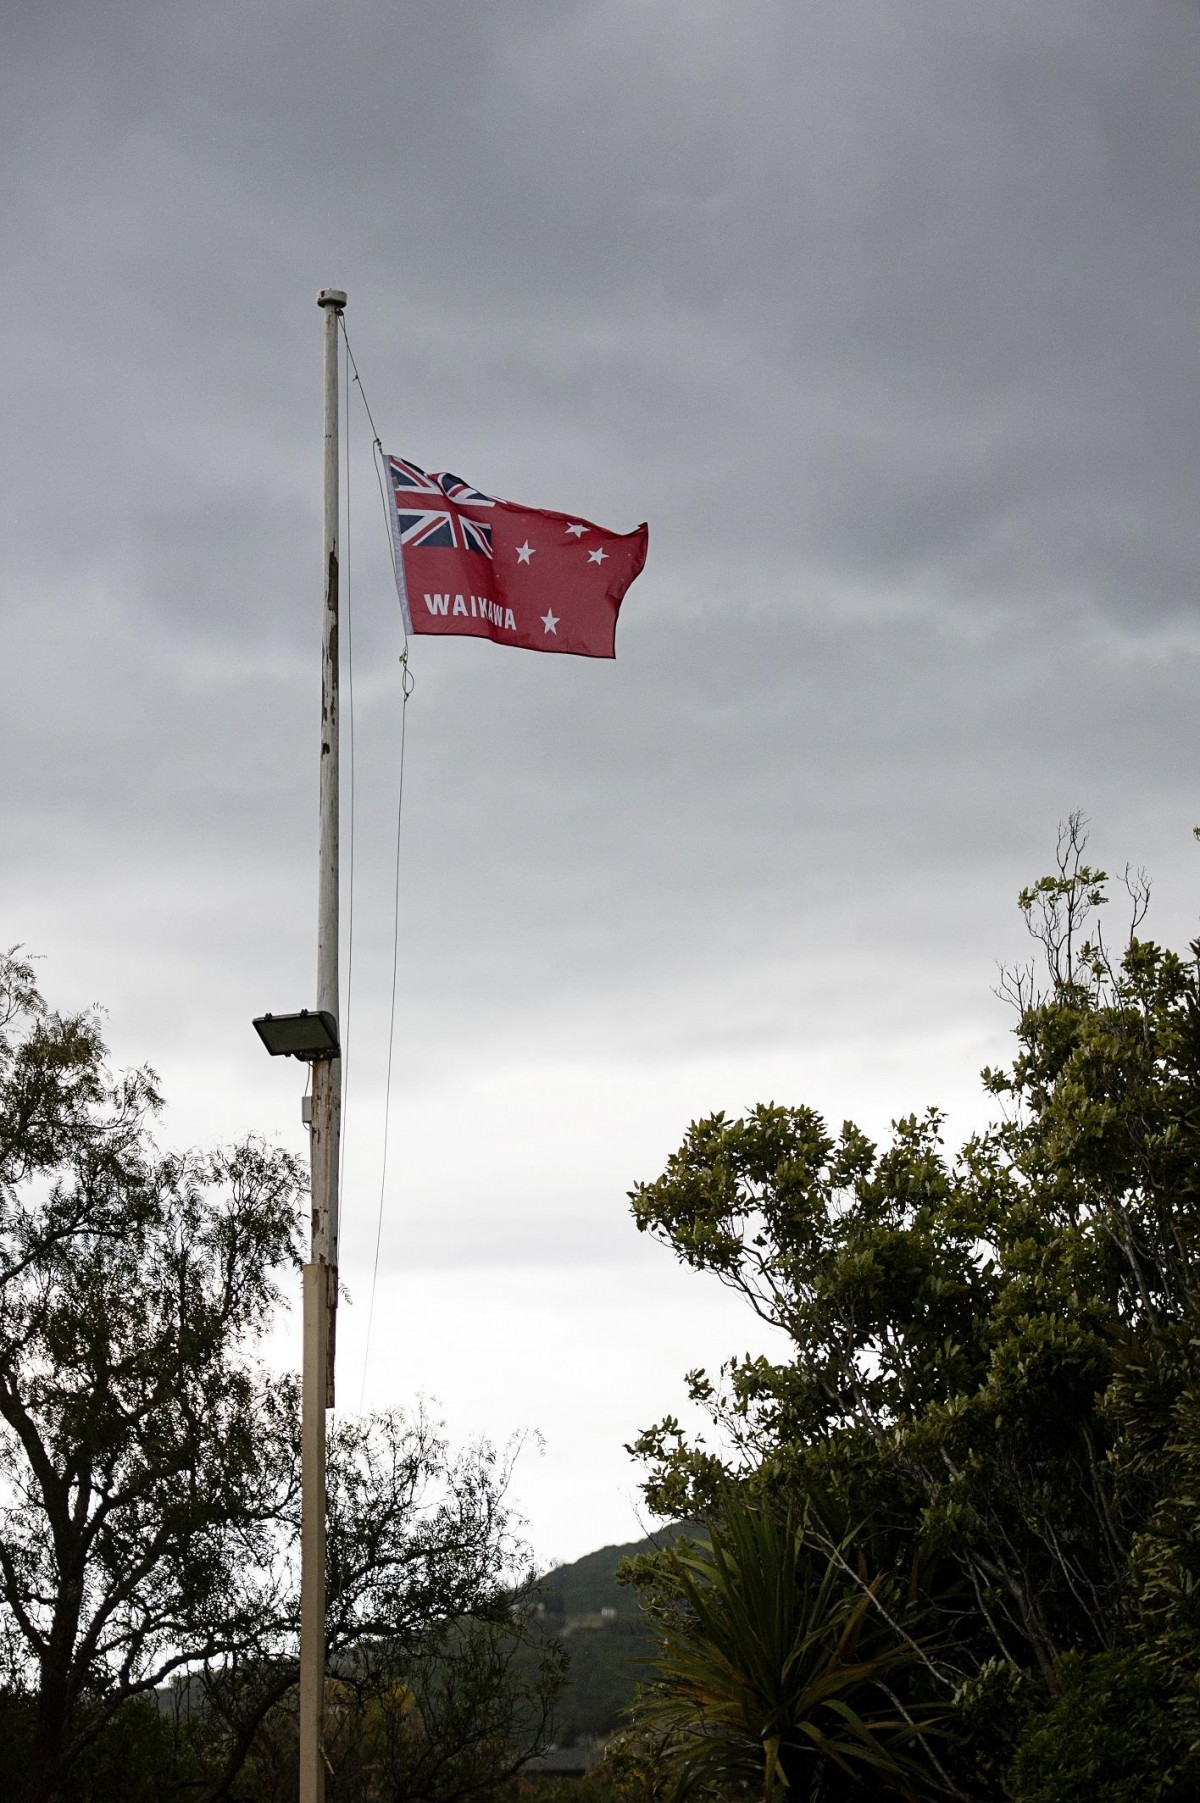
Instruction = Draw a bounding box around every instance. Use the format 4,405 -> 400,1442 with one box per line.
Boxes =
317,288 -> 347,312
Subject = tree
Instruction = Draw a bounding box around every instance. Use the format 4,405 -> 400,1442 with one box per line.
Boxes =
192,1410 -> 562,1803
625,822 -> 1200,1795
0,947 -> 304,1803
0,951 -> 560,1803
221,1610 -> 565,1803
632,1493 -> 944,1802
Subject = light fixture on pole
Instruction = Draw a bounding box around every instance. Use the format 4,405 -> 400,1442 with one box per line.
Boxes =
252,1010 -> 340,1062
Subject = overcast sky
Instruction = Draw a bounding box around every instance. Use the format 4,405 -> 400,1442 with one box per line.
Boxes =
4,0 -> 1200,1567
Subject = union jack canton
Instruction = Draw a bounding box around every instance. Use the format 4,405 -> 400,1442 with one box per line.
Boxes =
388,458 -> 494,557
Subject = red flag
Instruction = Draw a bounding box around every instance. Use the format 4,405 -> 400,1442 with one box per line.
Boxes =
385,456 -> 648,659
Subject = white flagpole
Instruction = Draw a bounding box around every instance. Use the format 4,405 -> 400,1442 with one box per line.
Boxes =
300,283 -> 346,1803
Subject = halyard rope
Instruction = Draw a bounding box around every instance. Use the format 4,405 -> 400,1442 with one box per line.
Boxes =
341,319 -> 414,1409
339,323 -> 356,1217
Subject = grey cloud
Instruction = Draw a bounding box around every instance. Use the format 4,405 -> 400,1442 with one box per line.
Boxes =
7,0 -> 1200,644
5,0 -> 1200,1554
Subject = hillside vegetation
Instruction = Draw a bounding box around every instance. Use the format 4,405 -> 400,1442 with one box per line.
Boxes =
534,1530 -> 687,1745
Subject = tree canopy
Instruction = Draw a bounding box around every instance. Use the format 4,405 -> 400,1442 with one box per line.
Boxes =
0,950 -> 560,1803
625,822 -> 1200,1798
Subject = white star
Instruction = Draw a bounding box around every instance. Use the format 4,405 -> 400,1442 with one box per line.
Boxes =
515,541 -> 535,564
541,610 -> 559,635
587,546 -> 608,564
565,523 -> 588,538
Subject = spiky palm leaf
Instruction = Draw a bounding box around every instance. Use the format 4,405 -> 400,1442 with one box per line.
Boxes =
638,1497 -> 940,1802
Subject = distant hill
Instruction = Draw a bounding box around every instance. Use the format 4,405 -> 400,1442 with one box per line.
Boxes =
532,1525 -> 692,1747
156,1530 -> 694,1757
537,1524 -> 693,1617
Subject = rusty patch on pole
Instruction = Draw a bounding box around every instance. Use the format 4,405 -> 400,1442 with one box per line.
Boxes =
326,552 -> 339,648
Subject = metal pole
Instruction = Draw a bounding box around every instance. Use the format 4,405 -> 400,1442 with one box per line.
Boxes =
300,284 -> 346,1803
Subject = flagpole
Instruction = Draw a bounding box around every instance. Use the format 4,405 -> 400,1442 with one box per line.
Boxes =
301,284 -> 346,1803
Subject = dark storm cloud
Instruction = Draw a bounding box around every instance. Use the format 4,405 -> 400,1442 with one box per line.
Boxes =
4,0 -> 1200,1177
7,0 -> 1200,650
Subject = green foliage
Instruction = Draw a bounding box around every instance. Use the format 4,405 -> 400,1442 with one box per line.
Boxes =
0,948 -> 305,1802
0,952 -> 554,1803
626,820 -> 1200,1795
213,1613 -> 566,1803
525,1529 -> 696,1747
635,1493 -> 942,1802
1009,1650 -> 1192,1802
0,1690 -> 198,1802
60,1696 -> 182,1802
546,1618 -> 653,1746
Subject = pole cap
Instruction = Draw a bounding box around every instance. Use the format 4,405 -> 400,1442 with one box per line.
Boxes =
317,288 -> 347,311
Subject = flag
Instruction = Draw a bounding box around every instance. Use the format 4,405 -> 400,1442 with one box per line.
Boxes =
385,456 -> 648,659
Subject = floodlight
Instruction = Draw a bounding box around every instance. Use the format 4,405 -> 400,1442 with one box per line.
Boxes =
252,1010 -> 340,1061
